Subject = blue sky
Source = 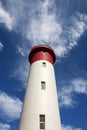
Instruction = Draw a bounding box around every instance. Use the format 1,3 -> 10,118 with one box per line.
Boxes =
0,0 -> 87,130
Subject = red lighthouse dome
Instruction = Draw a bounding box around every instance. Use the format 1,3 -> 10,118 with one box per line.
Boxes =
29,45 -> 56,65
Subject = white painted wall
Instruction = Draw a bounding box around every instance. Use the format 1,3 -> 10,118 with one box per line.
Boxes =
19,60 -> 61,130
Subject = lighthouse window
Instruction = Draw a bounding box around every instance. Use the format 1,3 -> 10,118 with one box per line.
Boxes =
40,123 -> 45,129
39,115 -> 45,130
42,62 -> 46,67
41,81 -> 46,90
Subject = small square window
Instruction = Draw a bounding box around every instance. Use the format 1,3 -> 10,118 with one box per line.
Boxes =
40,115 -> 45,122
39,115 -> 45,130
42,62 -> 46,67
40,123 -> 45,129
41,81 -> 46,90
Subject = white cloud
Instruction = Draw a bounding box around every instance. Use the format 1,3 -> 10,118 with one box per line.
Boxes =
17,45 -> 26,57
66,12 -> 87,50
27,3 -> 62,45
59,86 -> 76,108
72,78 -> 87,94
0,42 -> 4,51
53,12 -> 87,57
0,92 -> 22,120
27,0 -> 63,50
0,123 -> 10,130
5,0 -> 30,32
59,78 -> 87,108
26,0 -> 87,57
62,124 -> 82,130
0,0 -> 87,57
0,2 -> 15,30
10,57 -> 29,88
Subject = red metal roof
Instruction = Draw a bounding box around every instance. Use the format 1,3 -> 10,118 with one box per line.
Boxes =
29,45 -> 56,65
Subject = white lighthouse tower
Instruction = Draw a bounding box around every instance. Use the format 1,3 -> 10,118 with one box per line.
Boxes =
19,45 -> 61,130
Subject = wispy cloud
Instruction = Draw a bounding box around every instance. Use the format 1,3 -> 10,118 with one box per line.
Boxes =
10,57 -> 29,88
59,78 -> 87,108
26,0 -> 87,57
0,2 -> 15,30
62,124 -> 82,130
3,0 -> 87,57
59,86 -> 76,108
17,45 -> 26,57
0,92 -> 22,120
27,0 -> 62,45
0,123 -> 10,130
72,78 -> 87,94
64,12 -> 87,50
0,42 -> 4,51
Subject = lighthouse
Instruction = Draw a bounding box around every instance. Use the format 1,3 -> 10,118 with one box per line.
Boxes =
19,45 -> 61,130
